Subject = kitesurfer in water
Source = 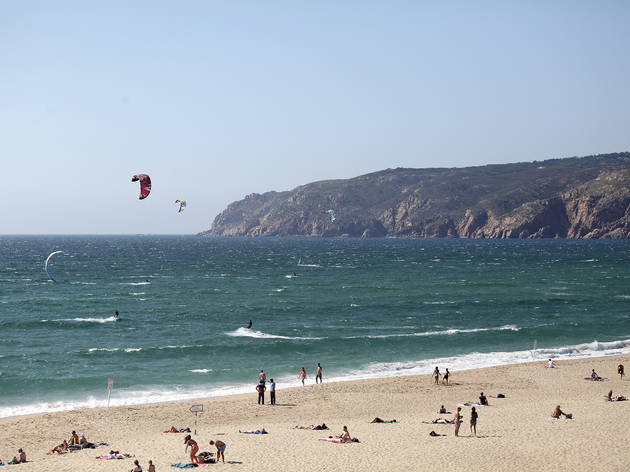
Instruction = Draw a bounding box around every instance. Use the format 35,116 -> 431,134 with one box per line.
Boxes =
247,320 -> 252,329
114,310 -> 120,321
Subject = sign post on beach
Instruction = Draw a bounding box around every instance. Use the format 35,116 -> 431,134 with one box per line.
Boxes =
189,404 -> 203,435
107,378 -> 114,407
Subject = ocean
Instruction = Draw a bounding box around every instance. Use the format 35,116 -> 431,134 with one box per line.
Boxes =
1,236 -> 629,418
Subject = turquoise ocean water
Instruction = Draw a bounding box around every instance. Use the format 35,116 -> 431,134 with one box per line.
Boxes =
1,236 -> 629,418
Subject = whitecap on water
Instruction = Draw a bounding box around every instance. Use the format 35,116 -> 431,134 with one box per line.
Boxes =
225,327 -> 321,340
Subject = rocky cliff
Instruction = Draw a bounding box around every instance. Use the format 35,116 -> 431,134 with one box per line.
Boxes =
201,153 -> 630,239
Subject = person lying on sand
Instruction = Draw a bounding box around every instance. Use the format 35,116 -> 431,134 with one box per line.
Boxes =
294,424 -> 328,430
423,418 -> 455,424
164,426 -> 191,433
370,417 -> 397,423
551,405 -> 572,419
239,428 -> 268,434
52,440 -> 69,454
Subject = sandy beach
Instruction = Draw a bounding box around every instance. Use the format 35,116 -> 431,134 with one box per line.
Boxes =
1,354 -> 628,472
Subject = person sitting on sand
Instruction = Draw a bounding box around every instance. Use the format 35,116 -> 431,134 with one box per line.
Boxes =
591,369 -> 600,381
479,392 -> 488,406
80,434 -> 95,449
130,458 -> 142,472
209,440 -> 226,463
184,435 -> 200,464
370,417 -> 397,423
438,405 -> 447,414
548,358 -> 555,368
336,426 -> 352,443
551,405 -> 572,419
618,364 -> 625,380
607,390 -> 613,401
53,440 -> 69,454
69,430 -> 80,447
18,449 -> 26,463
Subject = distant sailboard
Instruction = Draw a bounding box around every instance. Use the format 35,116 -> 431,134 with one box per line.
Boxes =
45,251 -> 64,282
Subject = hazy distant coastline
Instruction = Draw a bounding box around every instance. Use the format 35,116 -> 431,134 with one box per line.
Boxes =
202,153 -> 630,239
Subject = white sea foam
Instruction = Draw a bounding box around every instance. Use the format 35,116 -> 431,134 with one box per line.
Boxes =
615,295 -> 630,300
344,325 -> 520,339
4,337 -> 630,419
53,316 -> 117,324
189,369 -> 212,373
88,347 -> 119,352
225,327 -> 322,340
120,281 -> 151,286
70,282 -> 96,285
128,292 -> 145,296
124,348 -> 142,352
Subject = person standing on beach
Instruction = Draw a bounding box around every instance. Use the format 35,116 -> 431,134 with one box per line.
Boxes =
454,407 -> 462,437
470,406 -> 478,436
209,440 -> 226,463
442,368 -> 450,385
433,367 -> 440,384
130,459 -> 143,472
618,364 -> 625,380
299,367 -> 307,385
269,378 -> 276,405
316,363 -> 323,384
148,460 -> 155,472
184,435 -> 199,465
256,381 -> 266,405
259,370 -> 266,384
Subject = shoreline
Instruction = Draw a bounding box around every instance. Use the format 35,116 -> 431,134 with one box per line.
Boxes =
3,335 -> 630,420
2,354 -> 628,471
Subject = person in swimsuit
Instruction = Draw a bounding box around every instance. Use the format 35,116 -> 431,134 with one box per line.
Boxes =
300,367 -> 306,386
438,405 -> 447,414
259,370 -> 266,384
336,426 -> 351,443
618,364 -> 625,380
184,435 -> 199,464
470,406 -> 478,436
591,369 -> 600,380
442,368 -> 450,385
115,310 -> 120,321
247,320 -> 252,329
433,367 -> 440,384
548,358 -> 554,368
453,407 -> 462,437
316,363 -> 323,384
148,460 -> 156,472
69,431 -> 80,447
551,405 -> 572,419
130,459 -> 143,472
17,449 -> 26,463
209,440 -> 226,463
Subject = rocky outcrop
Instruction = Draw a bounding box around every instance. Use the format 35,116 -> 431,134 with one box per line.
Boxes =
201,153 -> 630,239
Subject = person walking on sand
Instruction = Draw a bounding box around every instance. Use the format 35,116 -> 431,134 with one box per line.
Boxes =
148,460 -> 156,472
209,440 -> 226,463
300,367 -> 307,386
184,435 -> 199,464
442,368 -> 450,385
433,367 -> 440,385
470,406 -> 478,436
454,407 -> 462,437
259,369 -> 266,384
316,363 -> 323,384
618,364 -> 625,380
269,378 -> 276,405
256,381 -> 266,405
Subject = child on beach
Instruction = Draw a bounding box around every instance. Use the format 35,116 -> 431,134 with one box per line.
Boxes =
551,405 -> 572,419
209,440 -> 226,463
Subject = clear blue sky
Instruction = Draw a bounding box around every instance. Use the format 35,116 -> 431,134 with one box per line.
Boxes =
2,1 -> 629,234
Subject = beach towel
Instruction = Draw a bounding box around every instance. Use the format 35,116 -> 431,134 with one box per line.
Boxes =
548,416 -> 572,421
438,411 -> 451,414
242,431 -> 268,434
584,377 -> 609,381
96,454 -> 125,460
422,420 -> 454,425
171,463 -> 210,468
